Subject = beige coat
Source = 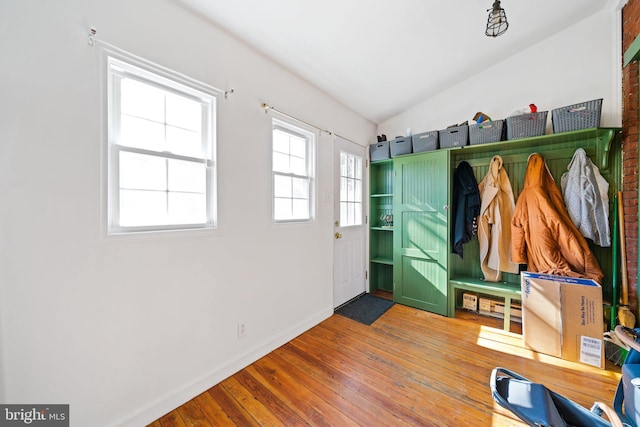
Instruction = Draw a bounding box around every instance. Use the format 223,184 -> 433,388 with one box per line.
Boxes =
478,156 -> 520,281
511,153 -> 604,283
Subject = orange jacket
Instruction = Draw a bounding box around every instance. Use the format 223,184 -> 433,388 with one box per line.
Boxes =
511,153 -> 604,283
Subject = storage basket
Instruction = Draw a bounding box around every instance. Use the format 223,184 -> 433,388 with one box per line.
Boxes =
411,131 -> 439,153
439,124 -> 469,148
551,98 -> 602,133
389,136 -> 412,157
469,120 -> 504,145
506,111 -> 548,140
370,141 -> 390,162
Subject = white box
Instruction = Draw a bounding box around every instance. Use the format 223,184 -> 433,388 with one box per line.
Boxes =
494,302 -> 522,318
479,298 -> 493,313
462,293 -> 477,311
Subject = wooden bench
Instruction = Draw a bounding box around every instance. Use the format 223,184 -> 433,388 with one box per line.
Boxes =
449,277 -> 521,332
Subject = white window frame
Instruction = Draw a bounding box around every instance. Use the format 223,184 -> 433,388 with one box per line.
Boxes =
271,117 -> 317,223
105,52 -> 218,234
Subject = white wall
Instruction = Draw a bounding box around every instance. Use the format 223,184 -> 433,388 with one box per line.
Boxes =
377,10 -> 621,139
0,1 -> 374,426
0,2 -> 621,426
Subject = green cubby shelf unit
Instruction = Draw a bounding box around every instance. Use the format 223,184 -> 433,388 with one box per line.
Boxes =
369,159 -> 394,293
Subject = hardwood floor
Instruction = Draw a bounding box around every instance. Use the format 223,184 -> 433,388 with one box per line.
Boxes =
148,303 -> 622,426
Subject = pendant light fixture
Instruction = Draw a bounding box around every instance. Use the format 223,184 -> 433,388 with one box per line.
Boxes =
485,0 -> 508,37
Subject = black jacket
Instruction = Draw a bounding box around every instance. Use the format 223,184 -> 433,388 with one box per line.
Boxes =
452,161 -> 480,258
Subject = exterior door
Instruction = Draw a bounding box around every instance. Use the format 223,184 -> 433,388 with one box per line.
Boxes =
393,150 -> 449,315
333,137 -> 366,307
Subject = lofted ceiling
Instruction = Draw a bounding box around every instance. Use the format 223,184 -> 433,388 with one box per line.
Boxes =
175,0 -> 611,124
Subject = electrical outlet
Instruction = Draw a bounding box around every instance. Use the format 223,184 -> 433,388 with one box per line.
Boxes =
237,322 -> 246,338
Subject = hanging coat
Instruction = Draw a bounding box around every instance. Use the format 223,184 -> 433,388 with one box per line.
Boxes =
511,153 -> 604,283
478,155 -> 520,282
452,161 -> 481,258
560,148 -> 610,247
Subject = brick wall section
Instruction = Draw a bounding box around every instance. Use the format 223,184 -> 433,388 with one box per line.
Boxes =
623,0 -> 640,314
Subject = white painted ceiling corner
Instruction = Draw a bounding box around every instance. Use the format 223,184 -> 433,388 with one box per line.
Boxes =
175,0 -> 610,124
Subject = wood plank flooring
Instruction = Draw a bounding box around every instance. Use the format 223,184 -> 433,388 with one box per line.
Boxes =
148,303 -> 622,426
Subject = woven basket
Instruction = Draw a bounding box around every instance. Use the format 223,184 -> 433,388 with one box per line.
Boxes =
552,99 -> 602,133
469,120 -> 504,145
506,112 -> 548,140
412,131 -> 439,153
439,124 -> 469,148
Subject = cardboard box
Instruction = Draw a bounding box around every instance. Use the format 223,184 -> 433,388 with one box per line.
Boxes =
462,293 -> 477,311
521,272 -> 604,368
494,302 -> 522,318
479,298 -> 493,313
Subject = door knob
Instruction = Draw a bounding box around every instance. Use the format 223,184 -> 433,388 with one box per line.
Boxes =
335,232 -> 342,239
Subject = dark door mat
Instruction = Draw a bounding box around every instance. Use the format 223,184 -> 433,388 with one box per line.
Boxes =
335,293 -> 395,325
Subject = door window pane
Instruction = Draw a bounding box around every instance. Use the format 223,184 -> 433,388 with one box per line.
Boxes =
339,151 -> 363,226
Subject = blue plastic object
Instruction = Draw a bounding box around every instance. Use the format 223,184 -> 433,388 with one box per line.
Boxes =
622,364 -> 640,427
491,367 -> 615,426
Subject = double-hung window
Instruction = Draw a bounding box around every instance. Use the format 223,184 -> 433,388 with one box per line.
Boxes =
272,118 -> 316,222
107,55 -> 217,233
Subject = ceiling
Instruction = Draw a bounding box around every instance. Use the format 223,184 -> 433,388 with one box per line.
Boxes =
176,0 -> 611,124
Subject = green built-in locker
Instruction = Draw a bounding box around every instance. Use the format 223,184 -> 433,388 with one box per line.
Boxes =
448,128 -> 622,305
393,149 -> 450,315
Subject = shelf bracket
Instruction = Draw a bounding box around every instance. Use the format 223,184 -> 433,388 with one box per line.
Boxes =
595,128 -> 618,171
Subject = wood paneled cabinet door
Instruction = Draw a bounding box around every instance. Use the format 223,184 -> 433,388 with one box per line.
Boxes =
393,150 -> 449,315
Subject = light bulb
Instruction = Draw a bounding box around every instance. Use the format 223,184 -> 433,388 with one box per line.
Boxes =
491,11 -> 503,26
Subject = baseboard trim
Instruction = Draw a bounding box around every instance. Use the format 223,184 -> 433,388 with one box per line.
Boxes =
109,307 -> 334,427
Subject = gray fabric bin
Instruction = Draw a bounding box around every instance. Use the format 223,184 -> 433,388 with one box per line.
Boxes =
389,136 -> 412,157
469,120 -> 504,145
551,99 -> 602,133
506,112 -> 548,140
370,141 -> 390,161
439,125 -> 469,148
412,131 -> 439,152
